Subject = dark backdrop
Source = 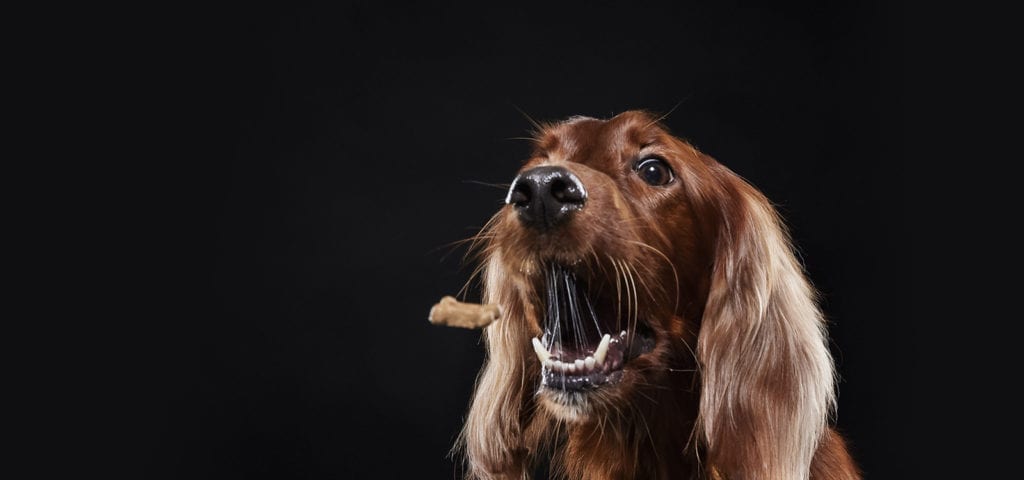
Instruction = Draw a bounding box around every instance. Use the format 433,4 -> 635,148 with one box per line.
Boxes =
126,1 -> 916,478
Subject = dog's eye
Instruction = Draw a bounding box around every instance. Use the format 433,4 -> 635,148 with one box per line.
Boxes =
636,157 -> 674,186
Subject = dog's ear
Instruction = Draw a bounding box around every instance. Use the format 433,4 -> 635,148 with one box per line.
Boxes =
457,253 -> 531,479
694,159 -> 836,479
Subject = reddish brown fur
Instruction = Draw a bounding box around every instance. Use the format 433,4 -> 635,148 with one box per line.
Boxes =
456,111 -> 860,479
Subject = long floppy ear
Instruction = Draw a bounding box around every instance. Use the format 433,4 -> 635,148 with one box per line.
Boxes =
695,161 -> 836,479
457,252 -> 533,479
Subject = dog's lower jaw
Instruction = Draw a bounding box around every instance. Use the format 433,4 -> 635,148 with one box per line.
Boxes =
538,390 -> 589,422
533,329 -> 665,424
533,340 -> 656,423
535,373 -> 623,423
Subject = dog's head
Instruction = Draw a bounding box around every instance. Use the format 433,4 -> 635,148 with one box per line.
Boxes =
482,112 -> 710,420
461,110 -> 836,479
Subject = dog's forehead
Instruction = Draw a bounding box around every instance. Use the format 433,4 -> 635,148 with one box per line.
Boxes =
534,111 -> 664,165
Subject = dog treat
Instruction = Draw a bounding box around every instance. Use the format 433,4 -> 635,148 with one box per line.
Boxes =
428,296 -> 501,329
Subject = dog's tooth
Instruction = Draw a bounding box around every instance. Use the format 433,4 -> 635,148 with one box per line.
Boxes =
543,359 -> 553,370
575,359 -> 585,371
584,356 -> 595,370
532,337 -> 550,363
594,334 -> 611,364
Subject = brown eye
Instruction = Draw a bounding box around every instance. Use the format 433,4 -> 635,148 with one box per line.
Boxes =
636,157 -> 674,186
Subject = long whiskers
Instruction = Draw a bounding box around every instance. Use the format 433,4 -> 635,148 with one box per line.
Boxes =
453,212 -> 503,300
620,259 -> 640,359
609,256 -> 624,335
625,239 -> 681,315
461,179 -> 511,190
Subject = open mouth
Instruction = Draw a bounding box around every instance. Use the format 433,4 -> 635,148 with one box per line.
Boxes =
528,263 -> 655,393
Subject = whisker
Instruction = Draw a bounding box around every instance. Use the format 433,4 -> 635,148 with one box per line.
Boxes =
622,260 -> 640,358
512,103 -> 544,134
428,233 -> 489,262
456,261 -> 486,301
643,97 -> 689,129
583,285 -> 602,338
629,262 -> 657,310
673,323 -> 703,376
625,239 -> 681,316
611,256 -> 626,335
450,214 -> 508,298
564,267 -> 582,354
462,212 -> 504,261
548,263 -> 560,349
461,179 -> 511,190
633,402 -> 662,470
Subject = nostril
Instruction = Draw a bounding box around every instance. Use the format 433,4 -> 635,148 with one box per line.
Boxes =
550,177 -> 584,205
507,178 -> 533,207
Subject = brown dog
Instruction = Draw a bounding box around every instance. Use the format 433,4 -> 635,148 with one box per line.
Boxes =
456,111 -> 860,479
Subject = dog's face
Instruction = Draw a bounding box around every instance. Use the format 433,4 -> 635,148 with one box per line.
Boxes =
486,112 -> 712,421
464,111 -> 851,479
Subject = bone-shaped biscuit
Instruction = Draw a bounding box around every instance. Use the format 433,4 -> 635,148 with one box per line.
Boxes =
428,296 -> 501,329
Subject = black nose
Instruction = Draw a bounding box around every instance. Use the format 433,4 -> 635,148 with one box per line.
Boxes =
506,166 -> 587,230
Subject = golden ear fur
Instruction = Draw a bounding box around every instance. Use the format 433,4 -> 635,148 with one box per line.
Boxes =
696,169 -> 836,479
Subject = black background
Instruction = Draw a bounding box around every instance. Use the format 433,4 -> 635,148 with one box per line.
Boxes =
107,1 -> 921,478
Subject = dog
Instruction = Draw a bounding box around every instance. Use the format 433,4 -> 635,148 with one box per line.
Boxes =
456,110 -> 860,479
